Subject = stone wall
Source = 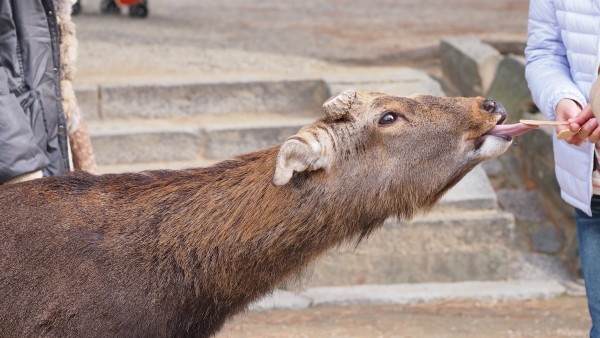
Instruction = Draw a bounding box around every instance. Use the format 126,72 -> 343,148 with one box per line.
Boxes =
440,36 -> 580,276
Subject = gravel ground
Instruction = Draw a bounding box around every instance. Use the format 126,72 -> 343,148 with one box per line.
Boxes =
72,0 -> 528,83
219,297 -> 590,338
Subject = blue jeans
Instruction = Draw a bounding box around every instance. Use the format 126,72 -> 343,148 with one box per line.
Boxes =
576,195 -> 600,338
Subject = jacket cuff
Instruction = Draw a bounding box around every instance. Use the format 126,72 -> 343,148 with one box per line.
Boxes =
548,91 -> 587,120
4,170 -> 43,184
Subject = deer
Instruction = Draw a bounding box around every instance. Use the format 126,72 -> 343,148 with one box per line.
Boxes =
0,90 -> 523,337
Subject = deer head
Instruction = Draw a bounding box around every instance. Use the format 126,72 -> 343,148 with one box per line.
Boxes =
273,90 -> 510,214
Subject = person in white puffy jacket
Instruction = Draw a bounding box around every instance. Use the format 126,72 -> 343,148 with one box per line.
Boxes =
525,1 -> 600,336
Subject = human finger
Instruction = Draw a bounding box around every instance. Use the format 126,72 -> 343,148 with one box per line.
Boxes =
588,124 -> 600,144
568,104 -> 594,127
569,118 -> 598,145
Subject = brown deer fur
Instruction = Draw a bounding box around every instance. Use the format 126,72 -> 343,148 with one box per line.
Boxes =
0,91 -> 512,337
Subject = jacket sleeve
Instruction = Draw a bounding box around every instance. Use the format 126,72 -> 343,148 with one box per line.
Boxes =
0,69 -> 49,183
524,0 -> 587,120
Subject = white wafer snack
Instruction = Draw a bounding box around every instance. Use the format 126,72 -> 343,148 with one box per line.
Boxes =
519,119 -> 570,126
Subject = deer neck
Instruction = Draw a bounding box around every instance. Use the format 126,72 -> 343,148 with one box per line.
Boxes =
167,147 -> 388,310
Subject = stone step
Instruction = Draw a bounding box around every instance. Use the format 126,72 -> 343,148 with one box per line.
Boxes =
88,114 -> 314,165
77,78 -> 330,121
435,165 -> 497,212
325,67 -> 445,98
75,67 -> 445,122
306,209 -> 515,286
251,280 -> 568,311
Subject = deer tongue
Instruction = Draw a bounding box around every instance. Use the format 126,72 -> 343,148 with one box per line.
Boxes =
489,123 -> 538,137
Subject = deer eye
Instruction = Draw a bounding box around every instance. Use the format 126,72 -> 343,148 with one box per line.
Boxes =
379,112 -> 398,125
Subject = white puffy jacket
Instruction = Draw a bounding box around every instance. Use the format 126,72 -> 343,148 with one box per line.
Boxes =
525,0 -> 600,216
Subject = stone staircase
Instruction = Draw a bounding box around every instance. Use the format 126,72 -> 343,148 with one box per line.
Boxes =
78,67 -> 520,286
83,78 -> 329,172
308,166 -> 516,285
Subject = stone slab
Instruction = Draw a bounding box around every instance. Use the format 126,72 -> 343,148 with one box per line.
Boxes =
300,280 -> 566,308
249,290 -> 312,312
497,189 -> 548,222
440,36 -> 502,96
203,122 -> 308,160
509,253 -> 571,281
89,116 -> 312,164
307,210 -> 515,286
437,165 -> 497,211
325,67 -> 444,97
486,54 -> 533,121
99,79 -> 329,120
91,128 -> 202,165
75,85 -> 100,120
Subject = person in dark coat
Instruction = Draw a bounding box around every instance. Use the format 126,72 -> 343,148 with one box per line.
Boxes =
0,0 -> 96,184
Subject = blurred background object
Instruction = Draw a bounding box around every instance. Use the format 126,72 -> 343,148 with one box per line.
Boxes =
72,0 -> 148,18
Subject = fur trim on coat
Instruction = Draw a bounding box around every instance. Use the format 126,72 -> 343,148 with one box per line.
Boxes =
54,0 -> 97,174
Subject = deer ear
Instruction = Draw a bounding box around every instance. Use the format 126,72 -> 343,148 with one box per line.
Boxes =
273,138 -> 329,186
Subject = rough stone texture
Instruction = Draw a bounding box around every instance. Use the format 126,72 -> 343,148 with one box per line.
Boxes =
203,123 -> 306,160
306,210 -> 515,286
480,158 -> 504,177
518,126 -> 569,217
484,147 -> 527,189
531,225 -> 565,255
497,189 -> 549,223
89,122 -> 203,165
325,67 -> 445,97
100,79 -> 329,119
440,36 -> 502,97
89,117 -> 314,164
486,54 -> 533,121
517,123 -> 578,254
496,190 -> 565,254
249,290 -> 311,312
90,69 -> 446,166
484,39 -> 527,56
437,166 -> 497,211
74,85 -> 100,121
561,280 -> 586,297
510,253 -> 572,281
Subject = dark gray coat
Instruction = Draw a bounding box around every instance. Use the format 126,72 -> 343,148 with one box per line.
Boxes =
0,0 -> 70,183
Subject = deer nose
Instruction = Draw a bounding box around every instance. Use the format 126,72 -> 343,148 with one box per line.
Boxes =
482,99 -> 507,124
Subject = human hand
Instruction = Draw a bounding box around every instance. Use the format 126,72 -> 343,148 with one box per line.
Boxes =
567,104 -> 600,145
555,99 -> 585,145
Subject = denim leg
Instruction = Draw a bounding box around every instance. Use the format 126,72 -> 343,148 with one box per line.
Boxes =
576,196 -> 600,338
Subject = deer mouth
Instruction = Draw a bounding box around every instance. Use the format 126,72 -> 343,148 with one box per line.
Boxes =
471,120 -> 534,159
486,122 -> 537,141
